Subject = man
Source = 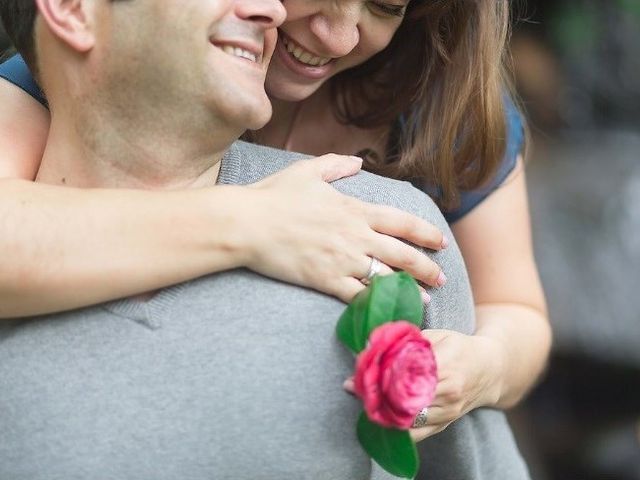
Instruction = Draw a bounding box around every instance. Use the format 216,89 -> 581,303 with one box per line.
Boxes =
0,1 -> 529,479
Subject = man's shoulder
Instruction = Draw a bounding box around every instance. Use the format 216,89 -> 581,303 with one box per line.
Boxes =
221,141 -> 302,184
222,141 -> 445,228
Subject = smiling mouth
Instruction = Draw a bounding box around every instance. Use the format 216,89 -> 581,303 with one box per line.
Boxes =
222,45 -> 258,63
280,32 -> 332,67
211,41 -> 262,65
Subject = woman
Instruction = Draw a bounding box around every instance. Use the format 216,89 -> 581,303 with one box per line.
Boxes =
0,0 -> 550,443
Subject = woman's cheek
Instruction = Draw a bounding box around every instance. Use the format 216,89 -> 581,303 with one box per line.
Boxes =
360,30 -> 397,58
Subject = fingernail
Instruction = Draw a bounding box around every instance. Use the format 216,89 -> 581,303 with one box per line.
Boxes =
421,291 -> 432,304
441,236 -> 449,249
437,271 -> 447,287
343,378 -> 355,391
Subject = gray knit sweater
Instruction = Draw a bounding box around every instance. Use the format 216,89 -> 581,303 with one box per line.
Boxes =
0,141 -> 529,480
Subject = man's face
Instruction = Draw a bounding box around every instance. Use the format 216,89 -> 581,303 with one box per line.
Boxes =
95,0 -> 286,132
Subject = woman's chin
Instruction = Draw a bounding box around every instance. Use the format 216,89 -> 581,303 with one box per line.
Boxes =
265,77 -> 323,104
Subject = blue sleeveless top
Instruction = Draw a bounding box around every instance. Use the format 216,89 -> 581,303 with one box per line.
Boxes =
0,54 -> 524,223
0,55 -> 45,106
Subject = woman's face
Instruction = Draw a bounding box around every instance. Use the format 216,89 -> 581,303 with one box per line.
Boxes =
266,0 -> 408,102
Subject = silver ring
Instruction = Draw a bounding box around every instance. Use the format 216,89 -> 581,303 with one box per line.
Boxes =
361,257 -> 382,285
412,407 -> 429,428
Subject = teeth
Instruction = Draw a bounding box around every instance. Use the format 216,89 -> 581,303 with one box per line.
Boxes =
281,35 -> 331,67
221,45 -> 257,63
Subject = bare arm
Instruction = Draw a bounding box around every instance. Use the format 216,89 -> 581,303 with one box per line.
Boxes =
449,158 -> 550,407
0,81 -> 448,318
413,157 -> 551,439
0,78 -> 48,179
0,180 -> 256,317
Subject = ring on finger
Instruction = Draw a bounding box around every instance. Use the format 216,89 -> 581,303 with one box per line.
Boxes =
361,257 -> 382,285
412,407 -> 429,428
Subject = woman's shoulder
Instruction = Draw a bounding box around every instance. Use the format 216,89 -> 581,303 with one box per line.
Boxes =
0,54 -> 47,107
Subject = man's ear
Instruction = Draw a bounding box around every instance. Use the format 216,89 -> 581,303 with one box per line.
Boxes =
35,0 -> 96,52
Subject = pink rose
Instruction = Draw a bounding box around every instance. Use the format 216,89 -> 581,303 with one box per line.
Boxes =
353,321 -> 438,429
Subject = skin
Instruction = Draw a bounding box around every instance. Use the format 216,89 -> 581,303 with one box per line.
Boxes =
0,0 -> 446,315
258,0 -> 551,440
266,0 -> 403,102
0,0 -> 550,440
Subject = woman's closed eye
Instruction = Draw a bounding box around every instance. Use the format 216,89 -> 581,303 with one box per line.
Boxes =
368,1 -> 407,18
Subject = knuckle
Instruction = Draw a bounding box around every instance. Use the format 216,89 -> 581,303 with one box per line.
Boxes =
443,381 -> 465,404
392,211 -> 413,233
342,202 -> 370,220
396,247 -> 419,270
398,214 -> 418,236
367,204 -> 389,222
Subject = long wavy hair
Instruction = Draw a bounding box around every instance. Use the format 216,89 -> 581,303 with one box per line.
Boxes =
331,0 -> 516,211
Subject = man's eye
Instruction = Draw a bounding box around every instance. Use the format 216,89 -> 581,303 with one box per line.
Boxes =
369,2 -> 406,17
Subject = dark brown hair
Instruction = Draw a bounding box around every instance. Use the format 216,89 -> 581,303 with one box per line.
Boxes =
331,0 -> 516,211
0,0 -> 38,72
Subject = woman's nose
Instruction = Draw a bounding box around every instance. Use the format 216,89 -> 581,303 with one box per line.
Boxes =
309,7 -> 360,57
235,0 -> 287,30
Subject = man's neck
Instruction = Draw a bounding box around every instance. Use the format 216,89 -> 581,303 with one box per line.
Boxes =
37,107 -> 235,190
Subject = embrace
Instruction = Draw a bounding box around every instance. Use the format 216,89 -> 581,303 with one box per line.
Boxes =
0,0 -> 550,479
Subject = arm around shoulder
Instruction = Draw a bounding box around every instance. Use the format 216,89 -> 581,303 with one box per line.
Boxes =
0,182 -> 255,318
451,157 -> 551,408
411,157 -> 550,441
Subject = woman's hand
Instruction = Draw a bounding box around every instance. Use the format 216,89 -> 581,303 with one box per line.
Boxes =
342,328 -> 506,442
238,154 -> 448,302
409,329 -> 505,442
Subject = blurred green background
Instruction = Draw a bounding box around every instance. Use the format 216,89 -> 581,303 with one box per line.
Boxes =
509,2 -> 639,479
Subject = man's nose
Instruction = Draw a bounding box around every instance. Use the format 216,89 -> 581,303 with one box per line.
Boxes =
309,6 -> 360,57
235,0 -> 287,29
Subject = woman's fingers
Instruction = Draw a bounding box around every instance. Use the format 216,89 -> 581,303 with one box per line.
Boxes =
367,233 -> 445,287
330,259 -> 394,303
416,404 -> 446,426
296,153 -> 363,182
342,374 -> 452,443
328,277 -> 367,304
409,403 -> 454,442
343,377 -> 355,393
357,255 -> 395,281
410,422 -> 451,442
365,204 -> 447,251
244,156 -> 447,302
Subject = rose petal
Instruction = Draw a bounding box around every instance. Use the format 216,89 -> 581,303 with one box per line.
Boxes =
353,321 -> 439,429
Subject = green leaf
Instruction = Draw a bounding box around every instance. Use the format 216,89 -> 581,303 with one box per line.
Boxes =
357,412 -> 419,479
336,272 -> 423,354
336,284 -> 373,353
370,272 -> 423,328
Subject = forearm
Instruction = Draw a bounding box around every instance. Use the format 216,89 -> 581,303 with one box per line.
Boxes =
474,302 -> 552,409
1,154 -> 446,318
0,179 -> 248,318
452,159 -> 551,410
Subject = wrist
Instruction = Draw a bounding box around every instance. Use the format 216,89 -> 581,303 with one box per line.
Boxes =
475,334 -> 508,408
198,185 -> 256,270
